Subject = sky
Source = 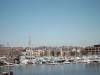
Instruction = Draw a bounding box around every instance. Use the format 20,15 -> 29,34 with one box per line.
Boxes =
0,0 -> 100,47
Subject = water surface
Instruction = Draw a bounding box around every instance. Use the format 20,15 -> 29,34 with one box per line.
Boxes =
0,63 -> 100,75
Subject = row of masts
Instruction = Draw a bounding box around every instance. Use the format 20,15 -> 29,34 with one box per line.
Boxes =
28,36 -> 63,57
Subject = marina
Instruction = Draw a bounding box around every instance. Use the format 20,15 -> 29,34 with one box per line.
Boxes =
0,0 -> 100,75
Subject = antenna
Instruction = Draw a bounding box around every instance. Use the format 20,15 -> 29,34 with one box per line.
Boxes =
28,35 -> 33,56
28,36 -> 32,50
7,42 -> 9,47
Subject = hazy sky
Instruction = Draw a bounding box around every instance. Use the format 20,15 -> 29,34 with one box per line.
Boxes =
0,0 -> 100,47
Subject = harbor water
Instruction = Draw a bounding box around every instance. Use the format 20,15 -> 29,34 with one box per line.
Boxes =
0,63 -> 100,75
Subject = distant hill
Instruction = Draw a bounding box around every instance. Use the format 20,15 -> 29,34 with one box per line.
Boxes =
0,44 -> 4,47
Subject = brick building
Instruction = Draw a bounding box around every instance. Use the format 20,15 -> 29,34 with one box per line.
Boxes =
84,44 -> 100,55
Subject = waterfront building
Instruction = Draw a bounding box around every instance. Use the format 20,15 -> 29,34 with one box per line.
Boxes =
84,44 -> 100,55
0,47 -> 10,57
0,47 -> 22,63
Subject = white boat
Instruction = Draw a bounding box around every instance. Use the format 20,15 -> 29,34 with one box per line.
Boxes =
46,61 -> 58,65
20,55 -> 36,64
64,61 -> 71,64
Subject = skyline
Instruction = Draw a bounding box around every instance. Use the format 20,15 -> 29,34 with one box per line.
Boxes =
0,0 -> 100,47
